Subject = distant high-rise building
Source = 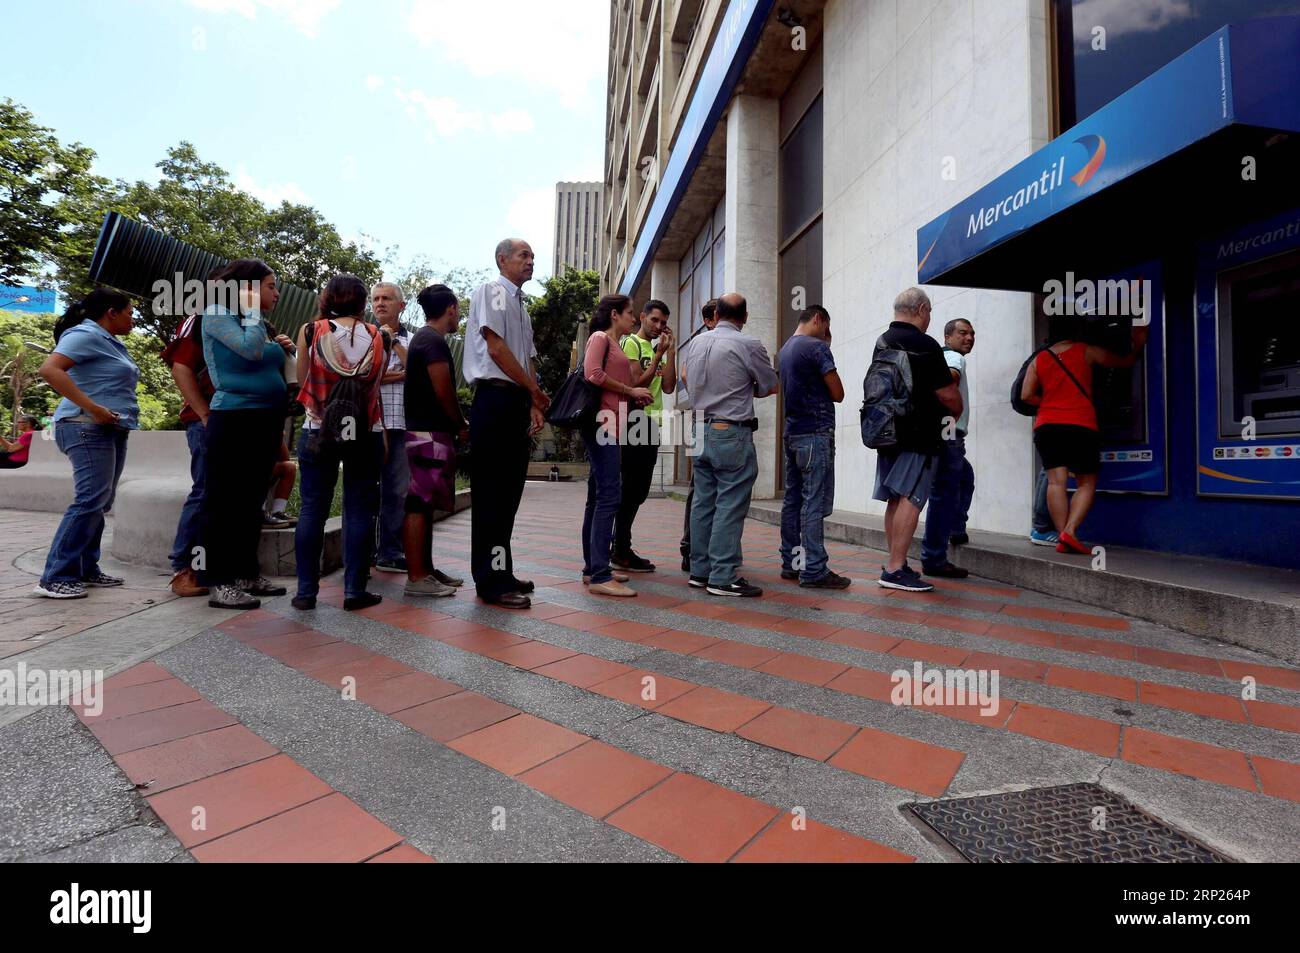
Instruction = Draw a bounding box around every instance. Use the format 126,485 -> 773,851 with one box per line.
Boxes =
553,182 -> 603,274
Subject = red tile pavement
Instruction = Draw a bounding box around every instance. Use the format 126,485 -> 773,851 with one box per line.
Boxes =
827,726 -> 966,796
655,685 -> 773,732
394,692 -> 521,742
75,677 -> 200,722
1252,757 -> 1300,803
519,741 -> 674,819
190,793 -> 403,863
755,651 -> 849,686
1121,727 -> 1256,792
1245,699 -> 1300,735
532,654 -> 634,688
1138,682 -> 1247,724
606,773 -> 780,863
115,724 -> 279,795
1045,666 -> 1139,702
1008,703 -> 1122,757
353,671 -> 464,715
734,817 -> 915,863
588,669 -> 696,709
447,712 -> 588,775
85,699 -> 239,756
736,706 -> 860,761
481,640 -> 579,670
147,754 -> 334,848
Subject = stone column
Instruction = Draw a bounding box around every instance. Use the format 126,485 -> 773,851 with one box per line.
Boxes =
724,94 -> 780,499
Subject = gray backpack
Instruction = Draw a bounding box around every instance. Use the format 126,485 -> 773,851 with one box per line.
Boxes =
859,338 -> 915,450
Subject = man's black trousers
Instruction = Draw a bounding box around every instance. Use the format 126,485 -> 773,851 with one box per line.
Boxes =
470,383 -> 531,598
614,440 -> 658,557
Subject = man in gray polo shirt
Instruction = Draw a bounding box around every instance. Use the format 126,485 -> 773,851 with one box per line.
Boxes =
682,293 -> 779,597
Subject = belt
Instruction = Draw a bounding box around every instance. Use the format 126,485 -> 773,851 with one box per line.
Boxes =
476,378 -> 524,390
705,417 -> 758,431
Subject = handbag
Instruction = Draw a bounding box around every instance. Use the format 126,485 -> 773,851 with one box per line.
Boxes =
546,332 -> 614,430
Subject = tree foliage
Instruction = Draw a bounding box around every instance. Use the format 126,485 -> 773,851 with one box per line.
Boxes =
0,98 -> 112,290
526,268 -> 600,400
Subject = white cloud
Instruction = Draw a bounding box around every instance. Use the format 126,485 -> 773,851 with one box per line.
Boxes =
365,74 -> 385,91
1072,0 -> 1193,47
504,186 -> 556,286
188,0 -> 341,38
406,0 -> 608,110
387,78 -> 536,138
234,165 -> 310,206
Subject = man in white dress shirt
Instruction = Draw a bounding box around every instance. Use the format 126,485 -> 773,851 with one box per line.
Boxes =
465,238 -> 549,609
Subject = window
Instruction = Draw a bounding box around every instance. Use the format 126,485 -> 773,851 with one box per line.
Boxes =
677,197 -> 725,336
1054,0 -> 1300,128
780,94 -> 823,243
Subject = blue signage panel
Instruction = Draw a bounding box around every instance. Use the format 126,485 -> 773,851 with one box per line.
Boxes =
0,285 -> 57,313
619,0 -> 776,297
918,18 -> 1300,284
1196,207 -> 1300,500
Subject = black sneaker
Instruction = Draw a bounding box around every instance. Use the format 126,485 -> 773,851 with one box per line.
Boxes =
611,551 -> 656,573
878,567 -> 933,592
83,571 -> 125,588
344,592 -> 383,611
922,562 -> 969,579
950,533 -> 969,546
688,576 -> 708,588
374,558 -> 408,574
780,569 -> 800,581
801,571 -> 852,590
706,577 -> 762,598
291,596 -> 317,611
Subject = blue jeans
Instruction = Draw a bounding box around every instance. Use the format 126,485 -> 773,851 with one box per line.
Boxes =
951,437 -> 975,536
376,428 -> 409,562
690,425 -> 759,587
779,431 -> 835,582
581,429 -> 622,584
41,422 -> 129,586
921,435 -> 972,567
295,430 -> 382,600
1032,466 -> 1052,534
169,419 -> 208,572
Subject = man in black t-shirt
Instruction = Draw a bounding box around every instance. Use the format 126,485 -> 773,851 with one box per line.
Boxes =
870,288 -> 963,593
401,284 -> 470,598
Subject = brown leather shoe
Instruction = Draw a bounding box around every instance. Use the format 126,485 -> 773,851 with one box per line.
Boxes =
170,568 -> 209,597
482,591 -> 531,610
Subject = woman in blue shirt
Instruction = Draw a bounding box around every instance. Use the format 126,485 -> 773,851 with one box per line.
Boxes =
35,290 -> 139,599
198,259 -> 297,610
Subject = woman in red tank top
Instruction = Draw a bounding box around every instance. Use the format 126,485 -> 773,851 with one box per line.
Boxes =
1021,317 -> 1148,554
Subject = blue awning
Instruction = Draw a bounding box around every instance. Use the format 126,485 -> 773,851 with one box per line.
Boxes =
917,17 -> 1300,291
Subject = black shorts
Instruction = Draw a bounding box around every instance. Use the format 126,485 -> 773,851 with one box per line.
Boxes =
1034,424 -> 1101,475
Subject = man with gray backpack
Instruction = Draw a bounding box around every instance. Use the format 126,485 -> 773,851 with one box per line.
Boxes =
860,288 -> 963,592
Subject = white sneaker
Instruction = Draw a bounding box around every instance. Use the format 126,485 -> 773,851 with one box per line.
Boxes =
405,576 -> 457,598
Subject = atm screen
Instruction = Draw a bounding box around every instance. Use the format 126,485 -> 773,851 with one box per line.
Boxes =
1217,249 -> 1300,438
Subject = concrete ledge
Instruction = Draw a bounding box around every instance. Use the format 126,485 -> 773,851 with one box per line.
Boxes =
748,499 -> 1300,664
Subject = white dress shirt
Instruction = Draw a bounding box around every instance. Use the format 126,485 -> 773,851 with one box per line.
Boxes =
464,276 -> 537,386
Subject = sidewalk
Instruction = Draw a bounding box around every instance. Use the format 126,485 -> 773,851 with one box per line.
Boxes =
747,499 -> 1300,664
1,486 -> 1298,862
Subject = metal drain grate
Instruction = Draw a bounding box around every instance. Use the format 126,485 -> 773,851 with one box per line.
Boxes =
906,783 -> 1228,863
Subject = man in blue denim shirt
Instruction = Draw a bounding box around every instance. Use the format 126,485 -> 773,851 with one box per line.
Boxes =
778,306 -> 850,589
683,293 -> 779,598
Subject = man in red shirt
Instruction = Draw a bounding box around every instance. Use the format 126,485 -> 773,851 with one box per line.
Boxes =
161,314 -> 214,596
0,416 -> 39,469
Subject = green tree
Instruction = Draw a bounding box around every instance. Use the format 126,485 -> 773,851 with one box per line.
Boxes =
0,310 -> 57,435
526,268 -> 600,399
0,99 -> 112,290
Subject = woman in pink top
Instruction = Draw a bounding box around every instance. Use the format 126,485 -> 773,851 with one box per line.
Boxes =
581,295 -> 652,597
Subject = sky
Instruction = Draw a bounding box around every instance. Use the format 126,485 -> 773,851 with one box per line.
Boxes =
0,0 -> 610,294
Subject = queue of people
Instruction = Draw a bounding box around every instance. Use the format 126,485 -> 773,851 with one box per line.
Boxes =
23,238 -> 1141,609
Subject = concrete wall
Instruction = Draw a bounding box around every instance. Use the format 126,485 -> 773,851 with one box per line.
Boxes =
820,0 -> 1052,534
